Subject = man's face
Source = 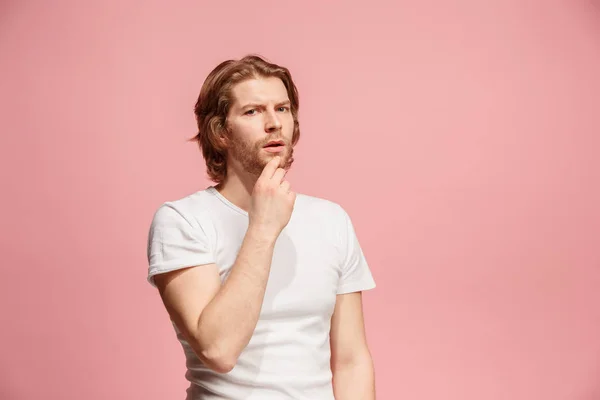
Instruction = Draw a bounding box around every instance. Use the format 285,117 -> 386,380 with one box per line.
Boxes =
225,76 -> 295,176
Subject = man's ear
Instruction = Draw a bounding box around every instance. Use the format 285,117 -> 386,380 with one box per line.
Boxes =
216,125 -> 230,148
217,131 -> 229,148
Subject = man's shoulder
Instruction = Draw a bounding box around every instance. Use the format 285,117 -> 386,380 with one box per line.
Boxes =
150,187 -> 215,226
295,192 -> 348,219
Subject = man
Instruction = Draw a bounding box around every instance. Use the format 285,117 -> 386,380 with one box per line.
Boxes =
146,55 -> 376,399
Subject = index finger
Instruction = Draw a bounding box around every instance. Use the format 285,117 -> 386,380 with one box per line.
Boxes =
259,156 -> 281,179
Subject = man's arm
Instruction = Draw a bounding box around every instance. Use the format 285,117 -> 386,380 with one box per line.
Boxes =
330,291 -> 376,399
153,156 -> 295,374
154,228 -> 276,374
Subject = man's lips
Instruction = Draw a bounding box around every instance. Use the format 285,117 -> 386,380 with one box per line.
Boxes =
263,140 -> 286,153
263,140 -> 285,148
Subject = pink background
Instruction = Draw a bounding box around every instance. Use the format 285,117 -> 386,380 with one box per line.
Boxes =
1,0 -> 599,399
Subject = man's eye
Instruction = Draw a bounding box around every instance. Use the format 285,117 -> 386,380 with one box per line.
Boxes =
278,107 -> 289,112
245,109 -> 256,115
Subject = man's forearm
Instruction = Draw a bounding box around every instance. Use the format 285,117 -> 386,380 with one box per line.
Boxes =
195,224 -> 277,370
333,355 -> 376,400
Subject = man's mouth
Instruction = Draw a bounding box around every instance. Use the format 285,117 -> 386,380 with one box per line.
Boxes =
263,140 -> 285,148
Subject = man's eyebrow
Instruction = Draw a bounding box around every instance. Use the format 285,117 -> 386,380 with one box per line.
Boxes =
239,100 -> 290,109
239,102 -> 263,109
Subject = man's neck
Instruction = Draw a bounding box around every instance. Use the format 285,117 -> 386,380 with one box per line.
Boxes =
214,167 -> 258,213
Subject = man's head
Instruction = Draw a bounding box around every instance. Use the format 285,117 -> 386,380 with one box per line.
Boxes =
192,55 -> 300,183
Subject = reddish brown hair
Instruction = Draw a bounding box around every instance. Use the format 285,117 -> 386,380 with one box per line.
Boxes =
190,55 -> 301,183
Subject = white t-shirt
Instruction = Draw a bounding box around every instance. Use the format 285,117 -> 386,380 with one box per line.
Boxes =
146,186 -> 376,400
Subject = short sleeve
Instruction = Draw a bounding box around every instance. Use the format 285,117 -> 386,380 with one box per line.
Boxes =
146,203 -> 215,288
337,206 -> 376,295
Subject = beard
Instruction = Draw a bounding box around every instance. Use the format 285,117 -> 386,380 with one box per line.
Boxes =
229,135 -> 294,176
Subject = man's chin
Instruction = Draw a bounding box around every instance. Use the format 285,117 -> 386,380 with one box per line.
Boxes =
261,151 -> 289,167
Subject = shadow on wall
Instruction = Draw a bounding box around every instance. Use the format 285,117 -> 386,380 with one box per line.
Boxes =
0,1 -> 19,24
0,376 -> 23,400
589,0 -> 600,16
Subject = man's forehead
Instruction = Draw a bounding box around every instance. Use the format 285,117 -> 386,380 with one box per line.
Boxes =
231,77 -> 289,106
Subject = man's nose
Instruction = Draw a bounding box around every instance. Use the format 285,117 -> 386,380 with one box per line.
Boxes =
265,111 -> 282,133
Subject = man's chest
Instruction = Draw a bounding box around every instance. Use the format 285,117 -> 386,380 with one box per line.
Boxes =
214,221 -> 342,321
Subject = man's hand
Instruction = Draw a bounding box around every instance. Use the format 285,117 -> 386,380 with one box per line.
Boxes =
154,157 -> 297,374
248,156 -> 296,240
